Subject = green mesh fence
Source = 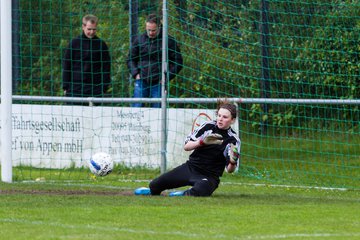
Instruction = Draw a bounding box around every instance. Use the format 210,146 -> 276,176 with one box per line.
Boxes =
2,0 -> 359,189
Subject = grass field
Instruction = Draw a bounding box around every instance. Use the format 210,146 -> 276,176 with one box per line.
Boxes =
1,175 -> 359,240
1,132 -> 359,239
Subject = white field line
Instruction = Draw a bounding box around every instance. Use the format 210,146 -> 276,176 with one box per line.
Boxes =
220,182 -> 350,191
18,181 -> 134,190
19,179 -> 355,192
1,218 -> 360,239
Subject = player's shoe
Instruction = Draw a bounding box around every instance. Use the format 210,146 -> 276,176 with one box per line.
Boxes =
134,187 -> 151,195
169,191 -> 185,197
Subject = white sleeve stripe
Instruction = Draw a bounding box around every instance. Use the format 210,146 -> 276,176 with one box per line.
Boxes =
184,121 -> 215,144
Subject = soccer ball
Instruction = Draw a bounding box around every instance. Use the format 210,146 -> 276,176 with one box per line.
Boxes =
88,152 -> 114,176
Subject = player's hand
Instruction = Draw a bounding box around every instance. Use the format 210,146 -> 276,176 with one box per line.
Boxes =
199,133 -> 223,145
226,143 -> 239,164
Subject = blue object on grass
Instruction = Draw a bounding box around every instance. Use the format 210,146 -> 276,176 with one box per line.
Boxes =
169,191 -> 185,197
134,187 -> 151,195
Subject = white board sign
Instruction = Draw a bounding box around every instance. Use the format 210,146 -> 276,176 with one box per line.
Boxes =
0,104 -> 238,169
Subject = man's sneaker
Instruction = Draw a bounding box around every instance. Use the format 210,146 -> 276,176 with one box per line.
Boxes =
169,191 -> 185,197
134,187 -> 151,196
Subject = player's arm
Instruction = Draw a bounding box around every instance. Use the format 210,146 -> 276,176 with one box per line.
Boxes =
102,41 -> 111,92
126,38 -> 140,78
184,140 -> 201,151
224,142 -> 240,173
168,38 -> 183,79
184,132 -> 223,151
226,161 -> 237,173
62,41 -> 73,93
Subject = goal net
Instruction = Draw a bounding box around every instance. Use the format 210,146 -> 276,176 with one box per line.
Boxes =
1,0 -> 359,189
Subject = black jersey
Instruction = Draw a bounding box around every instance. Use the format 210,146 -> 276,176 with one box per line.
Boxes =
184,120 -> 241,178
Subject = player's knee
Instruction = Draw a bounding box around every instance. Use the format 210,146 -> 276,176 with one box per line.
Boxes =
189,180 -> 218,197
149,179 -> 161,195
188,187 -> 213,197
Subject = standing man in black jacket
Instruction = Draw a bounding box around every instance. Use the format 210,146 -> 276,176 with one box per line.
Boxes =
63,14 -> 111,105
127,13 -> 183,108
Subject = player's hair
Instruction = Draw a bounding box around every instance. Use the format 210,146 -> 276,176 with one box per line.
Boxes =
82,14 -> 98,25
216,99 -> 237,119
146,13 -> 161,26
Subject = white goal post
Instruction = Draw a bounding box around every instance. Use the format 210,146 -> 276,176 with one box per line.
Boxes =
1,0 -> 13,183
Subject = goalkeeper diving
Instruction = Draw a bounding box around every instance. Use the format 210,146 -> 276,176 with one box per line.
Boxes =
134,99 -> 241,197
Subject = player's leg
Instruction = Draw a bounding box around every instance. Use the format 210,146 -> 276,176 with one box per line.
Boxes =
149,163 -> 192,195
186,175 -> 219,197
132,79 -> 148,107
168,168 -> 220,197
149,82 -> 161,108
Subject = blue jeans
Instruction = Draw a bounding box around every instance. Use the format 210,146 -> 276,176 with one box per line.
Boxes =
132,79 -> 161,108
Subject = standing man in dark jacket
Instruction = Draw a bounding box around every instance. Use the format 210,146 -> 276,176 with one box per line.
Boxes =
63,14 -> 111,105
127,13 -> 183,108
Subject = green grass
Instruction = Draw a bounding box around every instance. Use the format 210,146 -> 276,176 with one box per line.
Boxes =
1,133 -> 359,239
1,177 -> 359,240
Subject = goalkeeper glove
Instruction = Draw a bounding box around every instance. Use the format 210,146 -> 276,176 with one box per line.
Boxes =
199,133 -> 223,146
225,143 -> 239,164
